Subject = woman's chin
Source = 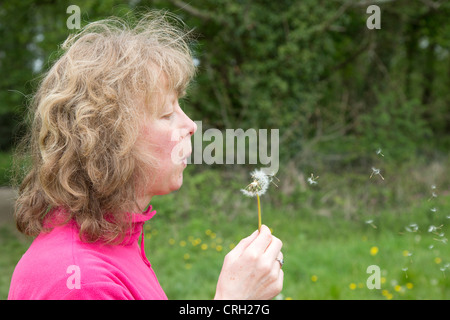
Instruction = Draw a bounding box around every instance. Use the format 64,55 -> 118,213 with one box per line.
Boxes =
175,171 -> 184,189
166,170 -> 185,194
143,166 -> 186,197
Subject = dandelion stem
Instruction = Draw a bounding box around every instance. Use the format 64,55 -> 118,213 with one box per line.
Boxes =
257,194 -> 261,232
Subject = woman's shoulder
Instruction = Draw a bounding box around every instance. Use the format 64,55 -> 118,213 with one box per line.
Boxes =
8,221 -> 133,299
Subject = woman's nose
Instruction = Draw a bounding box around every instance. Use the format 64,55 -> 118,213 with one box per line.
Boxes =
180,108 -> 197,137
189,118 -> 197,136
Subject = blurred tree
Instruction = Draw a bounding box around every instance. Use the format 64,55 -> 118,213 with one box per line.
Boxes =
0,0 -> 449,168
161,0 -> 450,167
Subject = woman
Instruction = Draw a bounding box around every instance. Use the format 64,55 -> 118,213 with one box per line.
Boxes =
8,11 -> 283,300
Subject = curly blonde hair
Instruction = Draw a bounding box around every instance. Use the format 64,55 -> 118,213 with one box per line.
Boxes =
13,10 -> 196,243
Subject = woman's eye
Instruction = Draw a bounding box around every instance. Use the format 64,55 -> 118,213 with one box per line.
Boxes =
162,113 -> 173,119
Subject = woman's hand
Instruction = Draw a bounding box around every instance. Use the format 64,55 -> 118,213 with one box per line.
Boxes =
214,225 -> 284,300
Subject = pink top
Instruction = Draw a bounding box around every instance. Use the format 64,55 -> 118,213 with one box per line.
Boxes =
8,205 -> 167,300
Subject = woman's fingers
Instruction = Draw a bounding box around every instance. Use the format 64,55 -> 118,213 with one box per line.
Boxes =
245,225 -> 273,256
215,225 -> 284,300
227,229 -> 259,258
264,234 -> 283,261
276,251 -> 284,269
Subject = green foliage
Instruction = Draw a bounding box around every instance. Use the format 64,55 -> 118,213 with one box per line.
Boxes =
1,0 -> 449,162
0,152 -> 13,186
164,0 -> 450,165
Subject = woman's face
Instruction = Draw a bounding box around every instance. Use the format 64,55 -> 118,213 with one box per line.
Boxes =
136,87 -> 197,205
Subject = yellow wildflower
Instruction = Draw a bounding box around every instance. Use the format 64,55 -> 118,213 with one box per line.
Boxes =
370,246 -> 379,256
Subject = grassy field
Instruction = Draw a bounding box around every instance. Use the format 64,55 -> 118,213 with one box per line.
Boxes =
0,159 -> 449,300
145,190 -> 450,300
145,217 -> 450,300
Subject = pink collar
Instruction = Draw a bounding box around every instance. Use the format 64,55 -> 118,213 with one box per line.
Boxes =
122,205 -> 156,245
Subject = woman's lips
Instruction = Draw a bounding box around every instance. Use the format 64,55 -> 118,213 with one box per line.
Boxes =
181,150 -> 191,166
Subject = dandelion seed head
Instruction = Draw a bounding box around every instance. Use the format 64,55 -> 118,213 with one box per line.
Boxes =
251,169 -> 270,189
240,189 -> 257,197
241,169 -> 271,197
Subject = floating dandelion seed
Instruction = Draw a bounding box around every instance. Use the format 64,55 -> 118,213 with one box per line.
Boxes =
405,223 -> 419,233
365,219 -> 377,229
376,148 -> 385,157
428,225 -> 447,244
241,169 -> 277,231
404,251 -> 413,263
428,225 -> 443,233
428,186 -> 438,201
402,267 -> 409,278
370,167 -> 384,180
433,234 -> 448,244
440,267 -> 447,278
428,192 -> 438,201
307,173 -> 319,185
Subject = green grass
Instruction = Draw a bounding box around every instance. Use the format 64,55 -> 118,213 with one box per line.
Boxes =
1,159 -> 449,300
144,200 -> 450,300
